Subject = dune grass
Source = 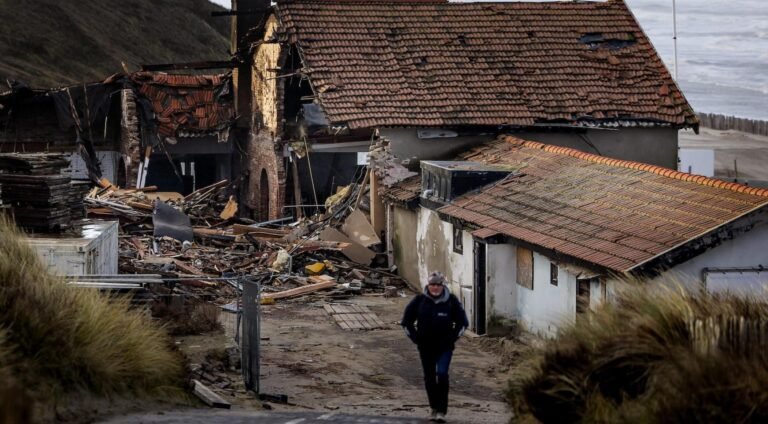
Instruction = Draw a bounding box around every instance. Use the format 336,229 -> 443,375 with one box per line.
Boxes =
0,216 -> 184,407
507,282 -> 768,423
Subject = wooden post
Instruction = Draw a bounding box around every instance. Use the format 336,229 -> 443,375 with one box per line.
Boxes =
354,168 -> 371,210
291,153 -> 303,219
370,172 -> 386,237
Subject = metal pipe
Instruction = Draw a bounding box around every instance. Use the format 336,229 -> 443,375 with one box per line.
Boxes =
282,204 -> 327,208
672,0 -> 679,80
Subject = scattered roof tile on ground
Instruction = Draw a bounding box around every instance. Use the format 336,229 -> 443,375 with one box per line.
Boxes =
277,0 -> 697,129
130,72 -> 234,138
438,136 -> 768,273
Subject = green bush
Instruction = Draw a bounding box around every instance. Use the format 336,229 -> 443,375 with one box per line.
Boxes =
508,283 -> 768,423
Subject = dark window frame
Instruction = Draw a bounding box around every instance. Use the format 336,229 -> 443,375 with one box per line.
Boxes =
550,263 -> 558,286
452,224 -> 463,254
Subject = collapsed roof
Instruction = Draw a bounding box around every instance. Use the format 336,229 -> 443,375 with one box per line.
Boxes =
129,72 -> 235,140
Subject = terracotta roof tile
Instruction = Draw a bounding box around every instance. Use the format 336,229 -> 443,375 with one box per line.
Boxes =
277,0 -> 697,129
129,72 -> 235,138
438,136 -> 768,272
380,174 -> 422,204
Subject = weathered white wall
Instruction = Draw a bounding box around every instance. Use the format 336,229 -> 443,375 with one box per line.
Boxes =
392,206 -> 420,290
416,208 -> 474,296
486,243 -> 517,323
513,251 -> 578,336
662,217 -> 768,292
410,208 -> 582,336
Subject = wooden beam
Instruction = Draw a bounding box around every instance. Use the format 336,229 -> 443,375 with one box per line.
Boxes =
262,277 -> 336,301
211,9 -> 269,17
140,60 -> 236,72
192,380 -> 231,409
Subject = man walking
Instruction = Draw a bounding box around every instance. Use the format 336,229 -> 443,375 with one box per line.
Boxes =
401,271 -> 469,423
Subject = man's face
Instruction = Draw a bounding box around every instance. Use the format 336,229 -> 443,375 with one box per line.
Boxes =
427,283 -> 444,297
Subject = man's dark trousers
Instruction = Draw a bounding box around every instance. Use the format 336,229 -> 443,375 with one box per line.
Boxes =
418,347 -> 453,414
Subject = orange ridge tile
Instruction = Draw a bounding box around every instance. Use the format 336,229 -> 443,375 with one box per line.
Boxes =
501,135 -> 768,198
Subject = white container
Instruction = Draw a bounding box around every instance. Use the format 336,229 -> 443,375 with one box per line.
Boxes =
25,220 -> 119,276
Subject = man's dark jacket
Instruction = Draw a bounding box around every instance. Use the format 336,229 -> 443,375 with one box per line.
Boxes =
401,286 -> 469,352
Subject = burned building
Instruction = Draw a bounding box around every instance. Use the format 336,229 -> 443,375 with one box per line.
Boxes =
0,81 -> 124,182
123,72 -> 237,193
235,0 -> 697,224
0,71 -> 238,194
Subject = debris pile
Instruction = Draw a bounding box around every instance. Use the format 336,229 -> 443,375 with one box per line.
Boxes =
86,177 -> 408,307
0,153 -> 86,231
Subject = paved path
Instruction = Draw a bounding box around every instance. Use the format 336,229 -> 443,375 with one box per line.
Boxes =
102,410 -> 428,423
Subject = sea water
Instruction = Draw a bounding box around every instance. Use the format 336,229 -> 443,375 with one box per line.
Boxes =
629,0 -> 768,120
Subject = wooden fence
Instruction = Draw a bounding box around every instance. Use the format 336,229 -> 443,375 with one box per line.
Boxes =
697,113 -> 768,136
689,316 -> 768,355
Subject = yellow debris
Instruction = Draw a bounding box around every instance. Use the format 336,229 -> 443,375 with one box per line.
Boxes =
304,262 -> 326,275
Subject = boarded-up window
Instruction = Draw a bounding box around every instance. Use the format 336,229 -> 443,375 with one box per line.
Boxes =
516,247 -> 534,290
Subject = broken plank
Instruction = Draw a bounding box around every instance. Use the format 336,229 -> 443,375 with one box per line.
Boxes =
192,380 -> 231,409
219,195 -> 238,220
232,224 -> 290,237
263,279 -> 337,301
318,227 -> 375,265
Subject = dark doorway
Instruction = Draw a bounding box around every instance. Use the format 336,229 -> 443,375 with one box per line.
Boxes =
473,241 -> 487,335
116,158 -> 127,188
577,279 -> 591,315
259,169 -> 270,222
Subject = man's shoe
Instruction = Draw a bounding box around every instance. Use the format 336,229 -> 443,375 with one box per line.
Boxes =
427,409 -> 438,421
434,412 -> 447,423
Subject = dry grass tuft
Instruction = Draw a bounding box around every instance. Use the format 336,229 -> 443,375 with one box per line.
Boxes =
507,281 -> 768,423
0,216 -> 184,407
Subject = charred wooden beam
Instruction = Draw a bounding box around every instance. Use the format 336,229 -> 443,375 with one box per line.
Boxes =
139,60 -> 236,72
211,9 -> 268,17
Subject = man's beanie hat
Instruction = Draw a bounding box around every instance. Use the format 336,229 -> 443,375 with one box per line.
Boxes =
428,271 -> 446,285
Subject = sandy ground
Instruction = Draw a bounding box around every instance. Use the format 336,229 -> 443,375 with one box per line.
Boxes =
103,293 -> 513,423
255,294 -> 513,423
680,127 -> 768,181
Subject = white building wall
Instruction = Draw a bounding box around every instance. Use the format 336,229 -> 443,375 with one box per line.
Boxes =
666,222 -> 768,279
514,251 -> 577,336
659,220 -> 768,294
415,208 -> 474,296
486,243 -> 517,322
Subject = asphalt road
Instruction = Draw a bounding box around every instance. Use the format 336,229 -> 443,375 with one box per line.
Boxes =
101,410 -> 430,424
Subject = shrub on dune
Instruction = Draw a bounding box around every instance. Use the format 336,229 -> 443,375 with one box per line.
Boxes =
0,216 -> 184,402
508,282 -> 768,423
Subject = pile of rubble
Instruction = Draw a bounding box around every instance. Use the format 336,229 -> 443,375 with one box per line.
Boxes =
85,177 -> 408,306
0,153 -> 88,230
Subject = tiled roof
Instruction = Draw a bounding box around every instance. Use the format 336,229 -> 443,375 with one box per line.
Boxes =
438,136 -> 768,273
381,174 -> 421,205
277,0 -> 697,129
129,72 -> 235,138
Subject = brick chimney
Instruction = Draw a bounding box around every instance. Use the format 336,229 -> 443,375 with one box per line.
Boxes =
231,0 -> 271,129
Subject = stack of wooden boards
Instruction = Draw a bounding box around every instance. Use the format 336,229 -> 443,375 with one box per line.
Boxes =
0,153 -> 87,231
